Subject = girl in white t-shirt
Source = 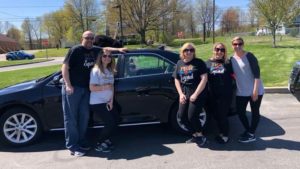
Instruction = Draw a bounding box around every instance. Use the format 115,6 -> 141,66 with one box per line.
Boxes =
90,50 -> 118,153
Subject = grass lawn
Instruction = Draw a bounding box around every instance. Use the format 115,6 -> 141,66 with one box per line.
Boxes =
0,35 -> 299,88
0,65 -> 61,89
34,48 -> 69,58
0,59 -> 51,67
169,36 -> 300,87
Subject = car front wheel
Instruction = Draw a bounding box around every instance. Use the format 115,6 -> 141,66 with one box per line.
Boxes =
170,104 -> 207,134
0,107 -> 42,146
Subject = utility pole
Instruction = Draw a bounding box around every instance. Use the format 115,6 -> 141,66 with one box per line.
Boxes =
213,0 -> 215,44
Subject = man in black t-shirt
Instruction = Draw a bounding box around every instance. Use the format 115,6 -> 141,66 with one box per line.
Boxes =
62,31 -> 126,156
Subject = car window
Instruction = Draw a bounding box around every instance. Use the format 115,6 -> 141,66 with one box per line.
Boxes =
124,54 -> 173,77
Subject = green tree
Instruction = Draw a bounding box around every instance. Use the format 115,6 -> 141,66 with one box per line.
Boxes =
251,0 -> 300,47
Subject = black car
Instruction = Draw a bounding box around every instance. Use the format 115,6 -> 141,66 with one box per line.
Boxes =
288,61 -> 300,101
0,49 -> 207,146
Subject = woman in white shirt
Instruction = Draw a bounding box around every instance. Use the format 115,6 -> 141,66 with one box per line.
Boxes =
90,50 -> 117,153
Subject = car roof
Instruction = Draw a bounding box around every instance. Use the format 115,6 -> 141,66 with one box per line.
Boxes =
113,49 -> 180,63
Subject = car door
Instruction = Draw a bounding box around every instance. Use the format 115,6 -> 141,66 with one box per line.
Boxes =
114,52 -> 176,124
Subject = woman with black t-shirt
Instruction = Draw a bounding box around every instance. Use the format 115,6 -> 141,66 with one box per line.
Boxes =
173,43 -> 208,146
206,42 -> 234,144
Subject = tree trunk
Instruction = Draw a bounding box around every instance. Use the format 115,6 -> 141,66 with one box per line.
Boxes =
271,27 -> 276,48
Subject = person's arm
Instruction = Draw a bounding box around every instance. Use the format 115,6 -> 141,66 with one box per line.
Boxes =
89,84 -> 112,92
61,63 -> 73,94
252,79 -> 259,101
103,47 -> 127,53
175,78 -> 186,104
190,73 -> 208,102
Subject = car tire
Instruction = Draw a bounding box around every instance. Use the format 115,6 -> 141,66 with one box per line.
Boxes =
0,107 -> 42,146
170,104 -> 207,134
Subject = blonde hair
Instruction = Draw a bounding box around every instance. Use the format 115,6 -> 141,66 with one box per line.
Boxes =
93,52 -> 116,75
211,42 -> 228,62
231,36 -> 244,45
179,42 -> 196,60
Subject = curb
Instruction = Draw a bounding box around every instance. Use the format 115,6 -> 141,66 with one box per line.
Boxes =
264,87 -> 289,93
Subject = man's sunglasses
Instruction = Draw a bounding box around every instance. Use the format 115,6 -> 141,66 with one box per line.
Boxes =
215,48 -> 225,52
183,48 -> 195,53
83,36 -> 94,40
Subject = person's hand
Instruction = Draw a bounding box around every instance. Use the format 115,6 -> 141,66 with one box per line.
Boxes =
65,84 -> 74,95
107,99 -> 113,111
190,93 -> 198,102
179,94 -> 187,104
252,91 -> 258,102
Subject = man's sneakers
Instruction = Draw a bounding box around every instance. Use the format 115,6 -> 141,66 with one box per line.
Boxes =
186,136 -> 207,146
238,132 -> 256,143
215,135 -> 229,144
70,148 -> 86,157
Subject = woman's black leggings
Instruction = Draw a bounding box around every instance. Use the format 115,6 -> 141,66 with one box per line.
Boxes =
90,103 -> 118,143
236,95 -> 263,134
178,93 -> 206,134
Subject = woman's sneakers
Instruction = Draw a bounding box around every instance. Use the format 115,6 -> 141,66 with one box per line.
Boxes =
238,132 -> 256,143
215,135 -> 229,144
95,140 -> 114,153
185,136 -> 207,146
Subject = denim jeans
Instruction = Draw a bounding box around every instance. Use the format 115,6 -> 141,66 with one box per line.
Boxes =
62,85 -> 90,150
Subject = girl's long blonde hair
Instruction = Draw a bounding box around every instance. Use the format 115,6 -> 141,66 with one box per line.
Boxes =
93,52 -> 116,75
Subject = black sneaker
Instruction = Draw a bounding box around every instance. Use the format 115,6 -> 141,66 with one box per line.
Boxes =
196,136 -> 207,146
238,132 -> 256,143
239,131 -> 249,138
185,137 -> 197,143
215,136 -> 229,144
95,142 -> 111,153
104,139 -> 115,149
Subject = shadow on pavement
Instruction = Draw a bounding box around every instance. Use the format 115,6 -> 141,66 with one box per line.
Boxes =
0,114 -> 299,159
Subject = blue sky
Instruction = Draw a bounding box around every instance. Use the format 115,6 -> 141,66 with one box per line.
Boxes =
0,0 -> 249,29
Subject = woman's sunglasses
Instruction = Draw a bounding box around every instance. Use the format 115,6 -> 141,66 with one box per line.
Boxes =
102,55 -> 112,58
232,43 -> 243,46
183,48 -> 195,53
215,48 -> 225,52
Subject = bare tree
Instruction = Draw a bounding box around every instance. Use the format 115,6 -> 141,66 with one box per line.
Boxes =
6,27 -> 21,42
220,7 -> 240,35
251,0 -> 300,47
65,0 -> 99,34
107,0 -> 172,44
21,18 -> 34,49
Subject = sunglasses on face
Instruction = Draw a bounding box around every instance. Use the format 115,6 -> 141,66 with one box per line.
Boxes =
102,55 -> 112,58
215,48 -> 225,52
232,42 -> 243,46
83,36 -> 94,40
183,48 -> 195,53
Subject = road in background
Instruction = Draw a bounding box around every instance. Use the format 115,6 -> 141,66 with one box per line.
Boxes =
0,93 -> 299,169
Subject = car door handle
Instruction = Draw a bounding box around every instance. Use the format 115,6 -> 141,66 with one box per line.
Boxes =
136,87 -> 150,96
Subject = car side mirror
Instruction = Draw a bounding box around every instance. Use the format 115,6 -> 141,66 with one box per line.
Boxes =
51,75 -> 63,86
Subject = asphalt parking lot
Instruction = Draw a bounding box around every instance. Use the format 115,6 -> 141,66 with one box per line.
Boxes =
0,93 -> 299,169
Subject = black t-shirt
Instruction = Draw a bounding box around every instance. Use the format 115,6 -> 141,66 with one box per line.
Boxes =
63,45 -> 103,88
206,59 -> 233,96
173,58 -> 208,96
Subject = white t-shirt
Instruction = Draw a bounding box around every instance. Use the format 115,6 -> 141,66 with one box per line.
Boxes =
89,67 -> 114,104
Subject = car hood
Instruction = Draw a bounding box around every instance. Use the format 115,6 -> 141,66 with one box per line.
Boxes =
0,80 -> 36,95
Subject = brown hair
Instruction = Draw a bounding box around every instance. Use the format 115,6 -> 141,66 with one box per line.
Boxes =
179,42 -> 196,60
93,51 -> 116,75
